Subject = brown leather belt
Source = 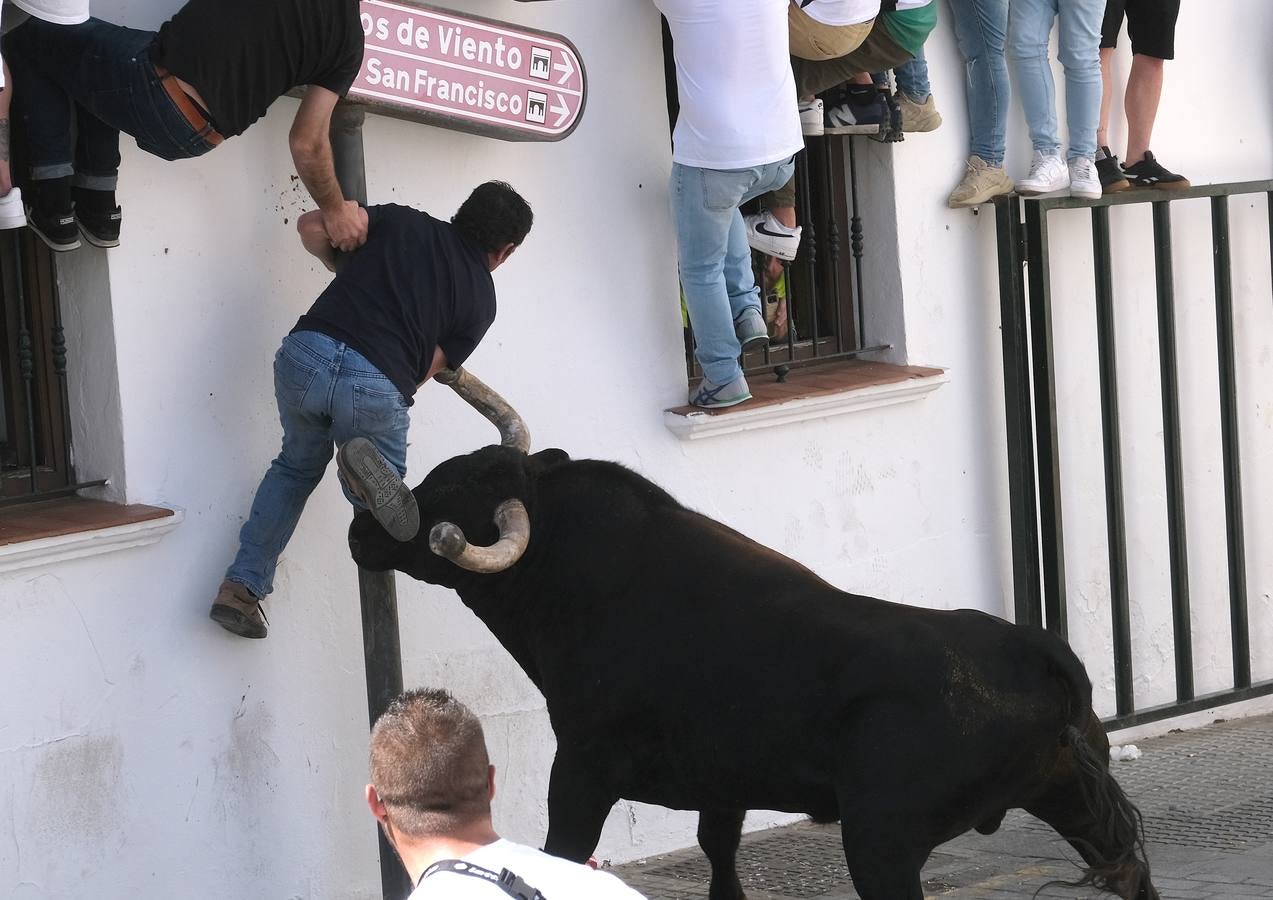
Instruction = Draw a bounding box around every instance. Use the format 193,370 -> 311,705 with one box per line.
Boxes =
153,65 -> 225,147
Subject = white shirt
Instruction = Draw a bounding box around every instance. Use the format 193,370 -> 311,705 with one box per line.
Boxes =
799,0 -> 881,27
411,840 -> 647,899
893,0 -> 933,9
8,0 -> 89,25
652,0 -> 803,170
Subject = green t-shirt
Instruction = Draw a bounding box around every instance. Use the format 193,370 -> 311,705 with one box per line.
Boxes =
882,3 -> 939,59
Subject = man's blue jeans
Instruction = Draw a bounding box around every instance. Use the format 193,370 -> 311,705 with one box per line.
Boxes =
672,156 -> 796,386
2,17 -> 217,187
225,332 -> 411,600
1007,0 -> 1103,161
875,48 -> 932,101
947,0 -> 1010,166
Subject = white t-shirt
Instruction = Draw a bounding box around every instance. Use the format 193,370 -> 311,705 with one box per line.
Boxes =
653,0 -> 803,170
799,0 -> 881,27
893,0 -> 933,9
411,840 -> 647,899
8,0 -> 89,25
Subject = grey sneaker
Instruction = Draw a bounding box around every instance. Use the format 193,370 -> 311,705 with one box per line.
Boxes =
336,438 -> 420,541
689,374 -> 752,409
734,307 -> 769,353
209,580 -> 268,639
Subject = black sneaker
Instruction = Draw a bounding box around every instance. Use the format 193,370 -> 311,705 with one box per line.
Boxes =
824,86 -> 887,135
1122,151 -> 1190,190
26,177 -> 80,252
872,88 -> 904,144
73,187 -> 122,248
1095,146 -> 1130,193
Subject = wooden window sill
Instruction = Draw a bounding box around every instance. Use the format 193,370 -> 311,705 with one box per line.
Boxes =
665,360 -> 949,441
0,497 -> 183,575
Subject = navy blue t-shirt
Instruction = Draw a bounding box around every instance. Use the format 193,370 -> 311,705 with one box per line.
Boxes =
293,205 -> 496,405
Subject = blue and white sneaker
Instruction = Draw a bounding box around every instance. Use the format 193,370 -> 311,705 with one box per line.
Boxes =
689,374 -> 752,409
824,88 -> 886,135
734,307 -> 769,353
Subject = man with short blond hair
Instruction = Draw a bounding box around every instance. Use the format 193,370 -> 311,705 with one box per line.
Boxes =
366,689 -> 648,898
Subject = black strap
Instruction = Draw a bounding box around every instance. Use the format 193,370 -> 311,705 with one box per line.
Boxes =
419,859 -> 547,899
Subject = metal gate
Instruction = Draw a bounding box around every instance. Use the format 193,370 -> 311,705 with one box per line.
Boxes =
994,181 -> 1273,730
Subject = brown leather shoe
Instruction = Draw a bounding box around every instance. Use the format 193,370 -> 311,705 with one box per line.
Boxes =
209,580 -> 268,639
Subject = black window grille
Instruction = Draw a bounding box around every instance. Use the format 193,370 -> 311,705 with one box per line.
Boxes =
0,231 -> 81,505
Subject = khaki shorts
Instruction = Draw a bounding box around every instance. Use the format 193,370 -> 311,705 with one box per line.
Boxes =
789,3 -> 874,62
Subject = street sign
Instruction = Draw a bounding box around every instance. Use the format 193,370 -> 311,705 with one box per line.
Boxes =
352,0 -> 586,141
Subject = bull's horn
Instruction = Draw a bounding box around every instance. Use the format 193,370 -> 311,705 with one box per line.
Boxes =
436,368 -> 531,453
429,499 -> 530,574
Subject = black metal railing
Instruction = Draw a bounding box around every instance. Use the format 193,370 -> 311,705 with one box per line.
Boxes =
0,231 -> 105,507
684,135 -> 890,385
995,181 -> 1273,731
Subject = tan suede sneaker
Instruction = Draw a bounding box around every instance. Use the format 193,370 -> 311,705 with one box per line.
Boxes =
209,580 -> 268,639
948,156 -> 1016,209
898,92 -> 942,133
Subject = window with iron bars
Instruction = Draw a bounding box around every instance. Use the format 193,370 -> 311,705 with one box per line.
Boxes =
662,22 -> 879,384
0,231 -> 75,505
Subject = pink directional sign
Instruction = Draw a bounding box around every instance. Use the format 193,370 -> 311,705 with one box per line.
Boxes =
352,1 -> 586,141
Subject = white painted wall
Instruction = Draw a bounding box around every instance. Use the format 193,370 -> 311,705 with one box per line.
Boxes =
1,1 -> 1269,897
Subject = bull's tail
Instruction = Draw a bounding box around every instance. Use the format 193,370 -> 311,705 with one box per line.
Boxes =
1054,723 -> 1157,899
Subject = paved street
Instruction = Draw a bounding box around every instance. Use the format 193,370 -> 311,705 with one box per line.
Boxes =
616,714 -> 1273,899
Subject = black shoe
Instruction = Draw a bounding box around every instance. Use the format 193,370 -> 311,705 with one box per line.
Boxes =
824,86 -> 887,135
1122,151 -> 1190,190
871,88 -> 904,144
73,187 -> 122,248
26,177 -> 80,252
1095,146 -> 1130,193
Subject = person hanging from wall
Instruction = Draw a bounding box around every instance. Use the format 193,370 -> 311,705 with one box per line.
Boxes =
0,0 -> 89,230
745,0 -> 937,262
872,44 -> 943,137
1094,0 -> 1188,192
2,0 -> 368,252
209,182 -> 533,640
655,0 -> 803,410
367,688 -> 649,899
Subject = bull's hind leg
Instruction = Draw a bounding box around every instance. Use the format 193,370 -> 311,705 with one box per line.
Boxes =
840,822 -> 925,900
697,809 -> 746,900
542,751 -> 617,863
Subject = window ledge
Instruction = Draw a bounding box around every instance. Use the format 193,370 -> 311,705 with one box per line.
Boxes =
665,360 -> 949,441
0,498 -> 183,575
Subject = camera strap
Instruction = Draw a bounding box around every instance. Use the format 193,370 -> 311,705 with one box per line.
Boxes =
418,859 -> 547,899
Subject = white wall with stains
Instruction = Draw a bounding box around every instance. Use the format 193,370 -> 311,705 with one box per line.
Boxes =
1,1 -> 1270,897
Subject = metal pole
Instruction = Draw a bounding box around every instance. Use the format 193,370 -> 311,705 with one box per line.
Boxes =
329,101 -> 413,900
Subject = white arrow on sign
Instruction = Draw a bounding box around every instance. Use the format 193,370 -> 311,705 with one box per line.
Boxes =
551,94 -> 570,127
553,53 -> 575,86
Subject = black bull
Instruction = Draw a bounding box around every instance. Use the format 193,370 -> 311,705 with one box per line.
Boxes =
349,444 -> 1158,900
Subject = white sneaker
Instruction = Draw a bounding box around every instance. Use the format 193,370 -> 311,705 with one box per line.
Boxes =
799,98 -> 824,137
743,210 -> 801,261
0,188 -> 25,230
1017,151 -> 1069,196
1068,157 -> 1102,200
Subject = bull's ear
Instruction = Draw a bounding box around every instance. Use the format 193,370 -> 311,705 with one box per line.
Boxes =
528,448 -> 570,472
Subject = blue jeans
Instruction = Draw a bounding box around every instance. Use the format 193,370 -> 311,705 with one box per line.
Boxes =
947,0 -> 1009,166
225,332 -> 411,599
2,17 -> 217,186
671,157 -> 796,386
874,48 -> 932,100
1006,0 -> 1103,161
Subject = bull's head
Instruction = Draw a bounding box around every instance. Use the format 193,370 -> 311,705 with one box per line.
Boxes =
347,369 -> 561,586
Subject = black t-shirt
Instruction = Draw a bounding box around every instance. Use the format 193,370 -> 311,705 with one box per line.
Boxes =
152,0 -> 364,137
293,205 -> 498,405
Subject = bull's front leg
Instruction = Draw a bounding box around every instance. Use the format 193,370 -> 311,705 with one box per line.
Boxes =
542,749 -> 618,863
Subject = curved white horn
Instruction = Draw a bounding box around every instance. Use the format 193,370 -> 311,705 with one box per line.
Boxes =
436,368 -> 531,453
428,499 -> 530,574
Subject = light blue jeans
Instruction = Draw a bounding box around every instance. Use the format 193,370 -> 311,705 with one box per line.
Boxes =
947,0 -> 1010,166
874,48 -> 931,101
671,156 -> 796,386
226,331 -> 410,599
1006,0 -> 1103,162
